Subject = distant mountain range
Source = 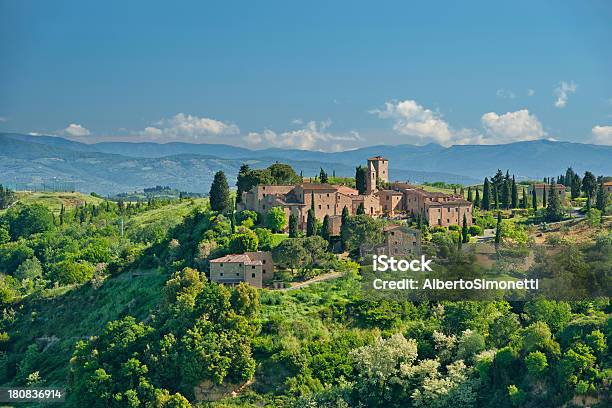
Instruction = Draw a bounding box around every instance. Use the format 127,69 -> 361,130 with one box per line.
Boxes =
1,133 -> 611,195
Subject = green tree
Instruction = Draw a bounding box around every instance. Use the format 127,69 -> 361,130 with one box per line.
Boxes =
319,168 -> 329,183
288,213 -> 298,238
8,204 -> 54,240
254,227 -> 273,250
532,187 -> 537,211
595,181 -> 607,214
461,214 -> 469,243
546,183 -> 563,222
571,173 -> 581,199
321,215 -> 331,242
542,184 -> 547,207
229,230 -> 259,253
474,187 -> 480,207
265,207 -> 287,233
15,257 -> 43,281
235,163 -> 251,203
355,166 -> 367,195
341,215 -> 383,255
356,202 -> 365,215
581,171 -> 597,199
306,209 -> 316,237
209,171 -> 231,213
501,178 -> 511,209
481,178 -> 491,210
511,176 -> 518,208
467,186 -> 473,202
494,212 -> 502,244
521,187 -> 527,209
0,226 -> 9,245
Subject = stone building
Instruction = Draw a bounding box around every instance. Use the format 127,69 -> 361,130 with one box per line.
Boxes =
361,224 -> 422,258
366,156 -> 389,194
603,181 -> 612,194
390,183 -> 473,227
237,157 -> 473,231
528,183 -> 566,203
209,251 -> 273,289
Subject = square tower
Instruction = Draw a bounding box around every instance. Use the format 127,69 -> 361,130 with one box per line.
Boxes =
366,156 -> 389,193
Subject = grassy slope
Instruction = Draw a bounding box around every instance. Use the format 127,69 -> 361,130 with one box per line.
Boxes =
13,191 -> 105,214
3,195 -> 207,387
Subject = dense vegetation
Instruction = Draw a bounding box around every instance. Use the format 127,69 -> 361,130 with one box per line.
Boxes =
0,165 -> 610,407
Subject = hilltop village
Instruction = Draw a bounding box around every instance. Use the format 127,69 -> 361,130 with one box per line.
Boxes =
238,156 -> 473,231
209,156 -> 473,288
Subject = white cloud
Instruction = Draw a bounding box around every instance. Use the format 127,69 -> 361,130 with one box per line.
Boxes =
373,100 -> 549,146
591,125 -> 612,145
527,89 -> 535,96
553,80 -> 577,108
371,100 -> 454,145
480,109 -> 545,143
64,123 -> 91,136
135,113 -> 239,142
244,120 -> 361,152
496,89 -> 516,99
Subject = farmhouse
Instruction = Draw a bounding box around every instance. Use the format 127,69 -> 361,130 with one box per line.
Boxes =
604,181 -> 612,194
528,183 -> 567,203
361,224 -> 422,258
209,251 -> 273,289
237,157 -> 473,229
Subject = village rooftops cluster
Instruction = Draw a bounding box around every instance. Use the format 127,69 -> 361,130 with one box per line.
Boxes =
237,157 -> 474,230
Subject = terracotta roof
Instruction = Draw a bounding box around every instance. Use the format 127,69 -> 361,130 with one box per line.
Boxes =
368,156 -> 387,161
426,199 -> 472,207
532,184 -> 565,189
603,181 -> 612,186
379,190 -> 403,196
298,183 -> 339,191
210,254 -> 262,265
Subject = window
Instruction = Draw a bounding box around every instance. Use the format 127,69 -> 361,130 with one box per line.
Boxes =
220,272 -> 224,276
318,205 -> 322,209
390,231 -> 395,236
252,273 -> 256,278
236,273 -> 240,276
262,259 -> 266,264
251,265 -> 256,269
327,204 -> 330,209
220,263 -> 223,267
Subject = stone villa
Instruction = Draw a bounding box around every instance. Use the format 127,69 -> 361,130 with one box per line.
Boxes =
528,183 -> 567,203
209,251 -> 273,289
237,156 -> 473,230
361,224 -> 422,259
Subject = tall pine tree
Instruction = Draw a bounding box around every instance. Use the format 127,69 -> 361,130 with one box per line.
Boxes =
532,187 -> 537,211
511,176 -> 518,208
546,183 -> 563,221
288,213 -> 298,238
595,181 -> 607,214
474,188 -> 480,207
462,214 -> 469,243
355,166 -> 367,195
494,212 -> 502,245
481,178 -> 491,210
210,171 -> 231,213
467,187 -> 473,202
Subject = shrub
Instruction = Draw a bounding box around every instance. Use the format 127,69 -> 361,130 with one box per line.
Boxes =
468,225 -> 483,236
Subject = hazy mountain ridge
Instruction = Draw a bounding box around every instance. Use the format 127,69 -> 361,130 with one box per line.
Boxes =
2,133 -> 610,195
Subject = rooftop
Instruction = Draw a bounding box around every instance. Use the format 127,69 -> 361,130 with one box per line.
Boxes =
368,156 -> 387,161
210,253 -> 262,265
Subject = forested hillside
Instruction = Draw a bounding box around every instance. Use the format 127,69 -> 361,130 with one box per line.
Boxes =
0,185 -> 610,407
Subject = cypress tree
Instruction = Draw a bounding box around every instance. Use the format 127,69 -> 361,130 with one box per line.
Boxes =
319,168 -> 328,184
595,182 -> 606,214
511,176 -> 518,208
321,215 -> 331,242
546,183 -> 563,221
467,187 -> 473,202
494,212 -> 502,245
288,213 -> 298,238
355,166 -> 367,195
474,188 -> 480,207
481,178 -> 491,210
209,171 -> 231,213
532,187 -> 537,211
306,208 -> 315,237
340,205 -> 349,250
461,214 -> 469,243
59,204 -> 65,225
357,202 -> 365,215
571,174 -> 581,199
501,179 -> 510,209
542,185 -> 547,208
521,188 -> 527,209
235,163 -> 251,204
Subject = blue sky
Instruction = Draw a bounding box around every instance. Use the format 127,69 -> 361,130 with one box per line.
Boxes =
1,0 -> 611,150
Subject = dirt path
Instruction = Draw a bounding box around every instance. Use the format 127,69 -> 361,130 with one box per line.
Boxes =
280,271 -> 343,291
